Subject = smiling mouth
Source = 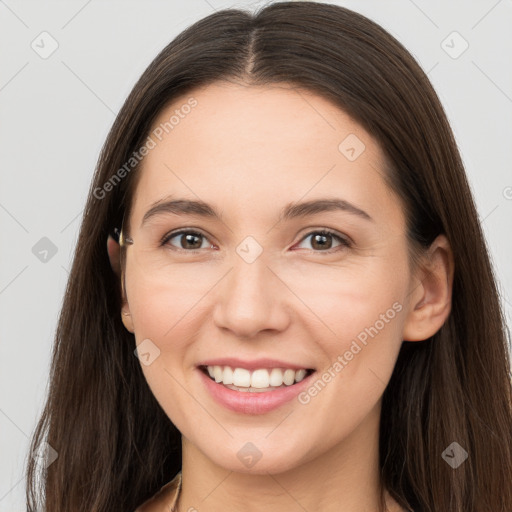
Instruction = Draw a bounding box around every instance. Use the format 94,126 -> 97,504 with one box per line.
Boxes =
199,365 -> 316,392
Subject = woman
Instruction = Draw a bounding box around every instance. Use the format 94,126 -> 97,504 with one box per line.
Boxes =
26,2 -> 512,511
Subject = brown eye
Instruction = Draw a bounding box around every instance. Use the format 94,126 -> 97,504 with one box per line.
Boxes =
162,230 -> 212,251
295,230 -> 351,252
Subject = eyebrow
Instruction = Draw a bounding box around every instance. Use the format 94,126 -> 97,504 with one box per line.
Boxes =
140,196 -> 373,228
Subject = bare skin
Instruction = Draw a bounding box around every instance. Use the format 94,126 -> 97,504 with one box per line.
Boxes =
108,81 -> 453,512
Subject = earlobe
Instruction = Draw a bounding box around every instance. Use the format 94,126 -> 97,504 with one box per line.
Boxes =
121,303 -> 135,333
402,234 -> 454,342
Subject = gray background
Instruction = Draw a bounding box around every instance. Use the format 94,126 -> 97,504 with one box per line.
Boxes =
1,0 -> 511,510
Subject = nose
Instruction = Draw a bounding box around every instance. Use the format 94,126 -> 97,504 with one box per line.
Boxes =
212,254 -> 291,339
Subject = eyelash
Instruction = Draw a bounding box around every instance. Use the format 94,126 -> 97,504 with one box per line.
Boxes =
159,228 -> 352,254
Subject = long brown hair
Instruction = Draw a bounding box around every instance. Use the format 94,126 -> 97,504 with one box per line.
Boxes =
26,2 -> 512,511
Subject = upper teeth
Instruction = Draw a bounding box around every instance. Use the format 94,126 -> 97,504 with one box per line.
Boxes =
206,365 -> 309,388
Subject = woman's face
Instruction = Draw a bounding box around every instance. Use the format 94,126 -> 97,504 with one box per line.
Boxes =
121,81 -> 419,474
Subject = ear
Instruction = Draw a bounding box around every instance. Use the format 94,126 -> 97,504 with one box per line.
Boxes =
402,234 -> 454,342
107,234 -> 121,277
107,234 -> 134,333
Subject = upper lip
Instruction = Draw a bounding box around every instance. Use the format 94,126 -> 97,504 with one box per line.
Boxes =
197,357 -> 315,372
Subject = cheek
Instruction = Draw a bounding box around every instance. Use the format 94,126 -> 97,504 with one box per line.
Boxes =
283,256 -> 407,336
125,270 -> 204,421
315,290 -> 405,390
125,263 -> 224,378
125,253 -> 210,332
293,256 -> 408,394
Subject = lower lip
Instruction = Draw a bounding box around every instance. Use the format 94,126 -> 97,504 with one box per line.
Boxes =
198,368 -> 315,415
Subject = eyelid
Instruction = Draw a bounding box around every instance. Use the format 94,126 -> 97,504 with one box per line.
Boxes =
161,227 -> 352,252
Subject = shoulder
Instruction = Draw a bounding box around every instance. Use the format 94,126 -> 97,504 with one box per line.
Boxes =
134,472 -> 182,512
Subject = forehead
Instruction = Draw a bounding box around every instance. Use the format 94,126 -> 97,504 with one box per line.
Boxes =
148,81 -> 379,162
129,81 -> 401,229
